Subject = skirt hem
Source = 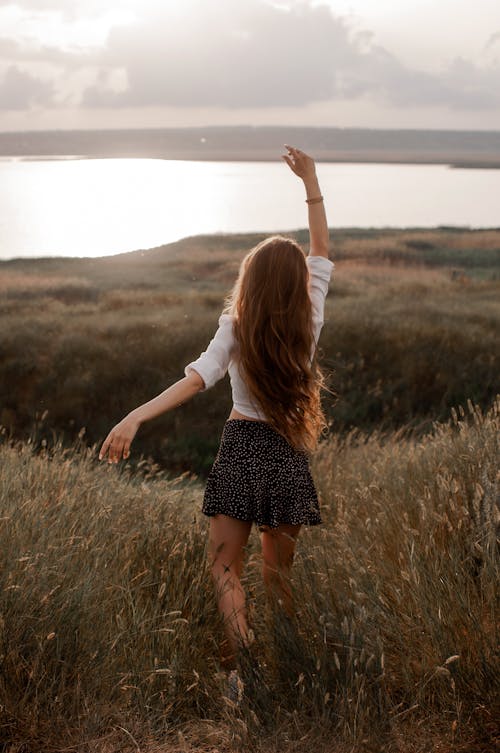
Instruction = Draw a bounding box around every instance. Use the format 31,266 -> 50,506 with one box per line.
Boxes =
201,509 -> 322,528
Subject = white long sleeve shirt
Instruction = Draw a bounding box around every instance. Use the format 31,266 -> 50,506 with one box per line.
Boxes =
184,254 -> 335,420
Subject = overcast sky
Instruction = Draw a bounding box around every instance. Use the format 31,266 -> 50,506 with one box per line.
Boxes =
0,0 -> 499,132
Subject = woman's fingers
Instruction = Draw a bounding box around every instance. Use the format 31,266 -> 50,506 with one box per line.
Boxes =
99,429 -> 131,463
283,144 -> 316,181
98,434 -> 112,461
99,433 -> 118,462
282,145 -> 304,176
103,440 -> 123,463
99,416 -> 139,462
110,436 -> 123,463
283,144 -> 311,168
285,145 -> 306,161
281,153 -> 298,173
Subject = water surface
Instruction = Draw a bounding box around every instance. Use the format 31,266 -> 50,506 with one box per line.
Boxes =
1,158 -> 499,259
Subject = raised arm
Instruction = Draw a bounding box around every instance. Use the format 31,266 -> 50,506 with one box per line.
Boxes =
282,144 -> 329,258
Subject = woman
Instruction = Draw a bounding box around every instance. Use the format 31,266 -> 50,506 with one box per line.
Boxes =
98,145 -> 334,702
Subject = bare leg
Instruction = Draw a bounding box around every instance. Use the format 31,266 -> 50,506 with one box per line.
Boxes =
260,522 -> 301,617
208,514 -> 253,669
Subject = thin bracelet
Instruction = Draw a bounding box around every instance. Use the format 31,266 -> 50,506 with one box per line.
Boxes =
305,195 -> 323,204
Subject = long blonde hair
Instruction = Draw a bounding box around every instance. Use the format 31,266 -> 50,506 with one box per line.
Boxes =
223,235 -> 328,452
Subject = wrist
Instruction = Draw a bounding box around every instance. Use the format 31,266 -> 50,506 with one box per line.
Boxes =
127,409 -> 144,426
303,174 -> 320,196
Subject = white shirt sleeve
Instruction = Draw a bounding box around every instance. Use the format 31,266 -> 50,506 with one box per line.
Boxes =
184,313 -> 235,390
307,255 -> 335,342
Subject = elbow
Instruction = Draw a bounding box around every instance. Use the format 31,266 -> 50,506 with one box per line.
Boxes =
185,369 -> 206,392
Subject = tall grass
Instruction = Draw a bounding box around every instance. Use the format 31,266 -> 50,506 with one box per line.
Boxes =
1,228 -> 499,475
0,397 -> 498,752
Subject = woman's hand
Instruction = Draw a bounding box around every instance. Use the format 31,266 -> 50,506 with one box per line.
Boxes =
97,374 -> 203,466
98,415 -> 141,463
281,144 -> 317,183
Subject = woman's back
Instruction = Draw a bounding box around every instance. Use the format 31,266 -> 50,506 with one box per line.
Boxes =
184,253 -> 334,422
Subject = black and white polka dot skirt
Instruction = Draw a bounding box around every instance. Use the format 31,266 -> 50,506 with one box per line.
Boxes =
202,419 -> 322,530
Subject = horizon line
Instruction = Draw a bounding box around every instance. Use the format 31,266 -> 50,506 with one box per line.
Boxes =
1,124 -> 500,136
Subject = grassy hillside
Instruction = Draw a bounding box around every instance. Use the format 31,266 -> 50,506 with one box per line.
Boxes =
0,229 -> 498,751
0,227 -> 499,476
0,398 -> 497,752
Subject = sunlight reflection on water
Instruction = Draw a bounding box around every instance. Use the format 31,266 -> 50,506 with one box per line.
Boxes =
1,158 -> 499,259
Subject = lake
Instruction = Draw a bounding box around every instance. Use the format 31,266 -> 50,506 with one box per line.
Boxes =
1,158 -> 499,260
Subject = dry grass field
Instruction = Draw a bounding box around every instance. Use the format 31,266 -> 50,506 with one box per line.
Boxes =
0,227 -> 499,476
0,228 -> 499,751
0,399 -> 497,752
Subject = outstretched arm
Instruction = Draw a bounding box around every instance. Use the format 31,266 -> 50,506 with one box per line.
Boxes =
99,310 -> 234,464
98,370 -> 204,464
282,144 -> 329,258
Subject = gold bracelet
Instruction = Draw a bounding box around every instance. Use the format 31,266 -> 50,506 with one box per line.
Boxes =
305,195 -> 323,204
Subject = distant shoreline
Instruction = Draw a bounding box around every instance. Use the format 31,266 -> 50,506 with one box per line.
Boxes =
1,125 -> 499,169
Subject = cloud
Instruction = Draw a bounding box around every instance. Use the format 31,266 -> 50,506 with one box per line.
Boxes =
1,0 -> 499,113
0,37 -> 19,58
82,1 -> 349,108
485,30 -> 500,49
0,35 -> 94,68
336,43 -> 500,110
79,0 -> 500,112
0,64 -> 56,109
0,0 -> 101,20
